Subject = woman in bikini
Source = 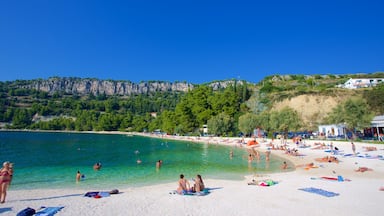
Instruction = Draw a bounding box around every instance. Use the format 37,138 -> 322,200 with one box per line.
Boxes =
0,161 -> 13,203
192,174 -> 205,192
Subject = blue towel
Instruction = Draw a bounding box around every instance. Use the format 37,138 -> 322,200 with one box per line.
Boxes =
35,207 -> 64,216
298,187 -> 339,197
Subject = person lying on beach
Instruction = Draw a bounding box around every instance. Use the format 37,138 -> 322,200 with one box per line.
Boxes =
315,156 -> 339,163
355,167 -> 373,172
363,146 -> 377,151
296,162 -> 316,169
311,142 -> 327,150
248,179 -> 277,186
176,174 -> 190,194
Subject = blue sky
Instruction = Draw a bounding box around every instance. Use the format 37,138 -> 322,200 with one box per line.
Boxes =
1,0 -> 383,84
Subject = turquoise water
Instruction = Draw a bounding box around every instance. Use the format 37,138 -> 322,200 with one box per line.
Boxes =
0,131 -> 291,190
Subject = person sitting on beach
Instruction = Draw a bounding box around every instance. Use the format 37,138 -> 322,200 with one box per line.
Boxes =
93,162 -> 102,170
192,174 -> 205,192
176,174 -> 190,194
355,167 -> 373,172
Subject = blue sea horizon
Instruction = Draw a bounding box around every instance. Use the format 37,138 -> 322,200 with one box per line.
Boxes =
0,131 -> 290,190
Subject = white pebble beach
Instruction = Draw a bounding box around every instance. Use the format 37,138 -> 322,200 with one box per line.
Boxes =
2,134 -> 384,216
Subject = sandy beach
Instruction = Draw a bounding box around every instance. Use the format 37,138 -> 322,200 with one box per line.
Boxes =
1,133 -> 384,216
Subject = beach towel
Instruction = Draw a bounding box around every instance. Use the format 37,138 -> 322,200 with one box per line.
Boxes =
310,176 -> 351,182
298,187 -> 339,197
84,191 -> 111,198
35,207 -> 64,216
170,188 -> 210,196
248,179 -> 278,186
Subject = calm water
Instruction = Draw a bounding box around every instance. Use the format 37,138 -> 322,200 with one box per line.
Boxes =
0,131 -> 291,190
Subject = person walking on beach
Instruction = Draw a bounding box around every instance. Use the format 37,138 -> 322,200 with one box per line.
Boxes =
351,142 -> 356,156
176,174 -> 190,194
0,161 -> 13,203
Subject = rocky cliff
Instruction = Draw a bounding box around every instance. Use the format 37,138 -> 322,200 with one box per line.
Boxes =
17,77 -> 247,96
22,77 -> 195,96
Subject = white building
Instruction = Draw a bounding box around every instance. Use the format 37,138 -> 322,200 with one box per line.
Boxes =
318,124 -> 346,137
339,78 -> 383,89
371,115 -> 384,139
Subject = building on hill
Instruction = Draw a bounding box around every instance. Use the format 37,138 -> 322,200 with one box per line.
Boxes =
338,78 -> 383,89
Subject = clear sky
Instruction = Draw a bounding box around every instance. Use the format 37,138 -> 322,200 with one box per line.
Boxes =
1,0 -> 383,84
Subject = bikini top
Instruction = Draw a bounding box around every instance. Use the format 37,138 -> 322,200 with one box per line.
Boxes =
0,170 -> 10,176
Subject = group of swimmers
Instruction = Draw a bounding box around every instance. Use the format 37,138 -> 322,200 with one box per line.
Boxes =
177,174 -> 205,194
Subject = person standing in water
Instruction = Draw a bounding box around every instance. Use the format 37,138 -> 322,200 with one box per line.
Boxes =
76,170 -> 82,182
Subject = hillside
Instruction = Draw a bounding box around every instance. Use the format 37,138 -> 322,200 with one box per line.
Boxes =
0,73 -> 383,134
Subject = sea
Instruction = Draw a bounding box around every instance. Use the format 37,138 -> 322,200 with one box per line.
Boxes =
0,131 -> 291,190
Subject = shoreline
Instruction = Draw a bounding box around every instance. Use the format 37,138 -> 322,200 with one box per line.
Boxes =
2,131 -> 384,215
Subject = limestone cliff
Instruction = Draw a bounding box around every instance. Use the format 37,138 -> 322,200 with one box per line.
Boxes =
23,77 -> 195,96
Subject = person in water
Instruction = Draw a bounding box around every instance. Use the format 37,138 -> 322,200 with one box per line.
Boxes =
76,170 -> 82,182
156,160 -> 162,169
93,162 -> 102,170
0,161 -> 13,203
176,174 -> 190,194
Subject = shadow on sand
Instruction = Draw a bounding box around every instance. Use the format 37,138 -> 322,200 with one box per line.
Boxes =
19,193 -> 83,202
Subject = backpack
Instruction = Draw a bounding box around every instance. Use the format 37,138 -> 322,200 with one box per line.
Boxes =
16,207 -> 36,216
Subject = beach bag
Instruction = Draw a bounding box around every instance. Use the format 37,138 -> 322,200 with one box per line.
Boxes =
16,207 -> 36,216
109,189 -> 119,194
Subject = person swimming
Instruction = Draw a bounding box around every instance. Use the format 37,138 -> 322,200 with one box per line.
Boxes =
93,162 -> 102,170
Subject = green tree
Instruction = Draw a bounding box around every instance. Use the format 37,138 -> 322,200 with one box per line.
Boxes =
327,98 -> 374,138
159,110 -> 177,134
269,107 -> 302,136
238,113 -> 258,136
207,112 -> 233,136
363,84 -> 384,115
